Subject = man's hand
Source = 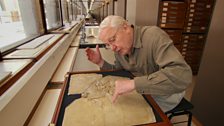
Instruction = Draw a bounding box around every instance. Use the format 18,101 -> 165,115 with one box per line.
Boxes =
112,79 -> 135,103
85,45 -> 104,66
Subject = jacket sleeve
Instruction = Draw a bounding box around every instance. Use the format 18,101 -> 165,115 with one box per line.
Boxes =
134,28 -> 192,96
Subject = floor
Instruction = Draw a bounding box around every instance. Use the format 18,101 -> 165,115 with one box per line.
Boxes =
170,76 -> 198,126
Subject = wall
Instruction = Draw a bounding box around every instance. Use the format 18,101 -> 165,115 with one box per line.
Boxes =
126,0 -> 136,25
135,0 -> 159,26
191,0 -> 224,125
126,0 -> 159,26
108,1 -> 114,15
18,0 -> 39,35
92,0 -> 159,26
116,0 -> 126,18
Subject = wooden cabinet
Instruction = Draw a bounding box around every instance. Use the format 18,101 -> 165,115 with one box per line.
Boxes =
184,0 -> 214,33
158,0 -> 215,74
158,1 -> 187,29
163,29 -> 183,51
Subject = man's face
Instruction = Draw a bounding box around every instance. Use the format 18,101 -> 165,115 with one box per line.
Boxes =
98,26 -> 133,55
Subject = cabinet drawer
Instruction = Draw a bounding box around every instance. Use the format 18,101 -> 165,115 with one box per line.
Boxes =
164,29 -> 182,44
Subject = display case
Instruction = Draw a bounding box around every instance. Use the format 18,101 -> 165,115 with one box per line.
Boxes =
51,70 -> 172,126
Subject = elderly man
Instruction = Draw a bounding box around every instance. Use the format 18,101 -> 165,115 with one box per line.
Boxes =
85,15 -> 192,112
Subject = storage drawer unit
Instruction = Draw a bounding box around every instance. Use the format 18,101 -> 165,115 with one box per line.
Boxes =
181,34 -> 206,74
184,0 -> 214,33
158,0 -> 215,74
163,29 -> 183,52
158,1 -> 187,29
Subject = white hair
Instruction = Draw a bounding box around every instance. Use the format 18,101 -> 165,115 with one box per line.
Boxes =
99,15 -> 127,31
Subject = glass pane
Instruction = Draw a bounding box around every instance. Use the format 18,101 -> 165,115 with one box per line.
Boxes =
61,0 -> 69,24
0,0 -> 26,50
0,0 -> 42,52
43,0 -> 62,30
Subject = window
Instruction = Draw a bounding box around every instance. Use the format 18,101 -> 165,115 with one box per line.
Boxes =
0,0 -> 25,51
0,0 -> 43,53
61,0 -> 70,25
43,0 -> 62,30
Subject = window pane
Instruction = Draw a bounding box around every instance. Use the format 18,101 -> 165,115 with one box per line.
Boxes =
0,0 -> 43,52
61,0 -> 69,24
0,0 -> 25,50
43,0 -> 62,30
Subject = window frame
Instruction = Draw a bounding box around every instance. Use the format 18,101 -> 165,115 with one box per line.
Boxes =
0,0 -> 46,55
41,0 -> 63,32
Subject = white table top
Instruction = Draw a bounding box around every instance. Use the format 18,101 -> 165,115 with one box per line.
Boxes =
73,48 -> 115,72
